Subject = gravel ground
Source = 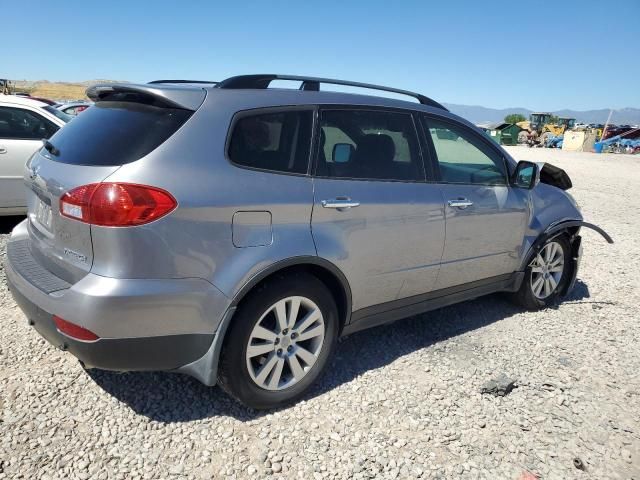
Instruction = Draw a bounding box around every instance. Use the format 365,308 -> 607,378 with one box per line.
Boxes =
1,147 -> 639,480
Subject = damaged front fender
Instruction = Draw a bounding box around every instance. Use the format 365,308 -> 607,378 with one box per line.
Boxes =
545,220 -> 613,244
521,220 -> 613,296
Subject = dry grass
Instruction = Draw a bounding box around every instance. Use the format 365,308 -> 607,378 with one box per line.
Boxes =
12,81 -> 92,101
30,83 -> 88,100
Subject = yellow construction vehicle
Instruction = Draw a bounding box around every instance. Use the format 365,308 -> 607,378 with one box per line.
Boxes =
1,79 -> 14,95
517,113 -> 576,146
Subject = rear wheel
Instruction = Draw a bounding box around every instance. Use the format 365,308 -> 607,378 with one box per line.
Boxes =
513,236 -> 571,310
218,273 -> 338,409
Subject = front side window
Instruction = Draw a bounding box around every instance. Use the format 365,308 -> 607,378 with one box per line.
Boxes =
0,106 -> 59,140
317,109 -> 423,181
228,110 -> 313,174
424,117 -> 506,185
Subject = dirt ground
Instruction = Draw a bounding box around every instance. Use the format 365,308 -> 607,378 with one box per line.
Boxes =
0,146 -> 638,479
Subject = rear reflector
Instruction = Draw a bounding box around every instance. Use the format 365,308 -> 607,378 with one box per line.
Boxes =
60,183 -> 177,227
53,315 -> 100,341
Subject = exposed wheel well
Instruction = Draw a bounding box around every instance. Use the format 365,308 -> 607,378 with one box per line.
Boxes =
232,263 -> 351,333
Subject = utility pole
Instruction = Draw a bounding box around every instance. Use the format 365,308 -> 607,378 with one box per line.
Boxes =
601,109 -> 613,140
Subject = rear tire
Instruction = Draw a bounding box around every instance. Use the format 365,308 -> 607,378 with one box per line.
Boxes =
218,273 -> 339,409
512,236 -> 571,311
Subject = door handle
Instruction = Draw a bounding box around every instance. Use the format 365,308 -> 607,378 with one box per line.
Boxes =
321,198 -> 360,210
448,198 -> 474,208
0,147 -> 7,154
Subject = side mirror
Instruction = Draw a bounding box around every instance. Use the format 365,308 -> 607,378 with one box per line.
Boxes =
332,143 -> 354,163
513,160 -> 539,189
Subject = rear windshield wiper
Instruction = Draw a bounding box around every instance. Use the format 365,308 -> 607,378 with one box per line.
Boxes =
43,140 -> 60,156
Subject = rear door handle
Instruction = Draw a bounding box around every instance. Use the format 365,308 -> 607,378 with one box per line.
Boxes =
321,198 -> 360,210
447,198 -> 474,208
0,147 -> 7,154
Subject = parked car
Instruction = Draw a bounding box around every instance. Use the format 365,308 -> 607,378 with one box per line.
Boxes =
4,75 -> 612,409
0,94 -> 71,215
57,101 -> 93,116
20,95 -> 60,106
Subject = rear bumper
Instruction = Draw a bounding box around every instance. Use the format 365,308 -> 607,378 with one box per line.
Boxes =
4,225 -> 230,373
7,280 -> 213,370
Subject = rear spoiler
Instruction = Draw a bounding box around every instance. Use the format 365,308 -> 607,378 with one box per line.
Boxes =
86,83 -> 206,111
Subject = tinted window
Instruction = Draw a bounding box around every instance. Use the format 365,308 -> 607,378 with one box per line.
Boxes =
0,106 -> 58,140
43,105 -> 72,123
424,117 -> 506,185
228,110 -> 313,174
44,101 -> 192,166
317,110 -> 423,181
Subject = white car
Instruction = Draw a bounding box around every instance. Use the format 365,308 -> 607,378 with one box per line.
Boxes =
0,95 -> 71,215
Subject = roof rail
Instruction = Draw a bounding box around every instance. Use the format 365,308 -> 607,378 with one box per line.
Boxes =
216,74 -> 447,111
148,79 -> 218,85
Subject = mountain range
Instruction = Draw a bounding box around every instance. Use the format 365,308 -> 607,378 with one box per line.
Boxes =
7,79 -> 639,125
444,103 -> 640,126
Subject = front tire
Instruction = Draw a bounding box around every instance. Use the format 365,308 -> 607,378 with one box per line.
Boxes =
513,236 -> 571,310
218,273 -> 338,409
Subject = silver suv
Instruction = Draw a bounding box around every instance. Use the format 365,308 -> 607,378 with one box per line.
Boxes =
5,75 -> 611,409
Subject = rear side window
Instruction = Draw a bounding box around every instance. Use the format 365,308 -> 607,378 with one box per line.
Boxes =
45,101 -> 192,166
0,106 -> 59,140
228,110 -> 313,174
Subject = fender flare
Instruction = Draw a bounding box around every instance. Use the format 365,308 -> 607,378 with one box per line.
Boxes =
520,219 -> 613,272
227,256 -> 352,314
518,219 -> 613,296
545,220 -> 613,244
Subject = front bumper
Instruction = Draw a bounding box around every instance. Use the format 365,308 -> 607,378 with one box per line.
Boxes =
4,227 -> 230,373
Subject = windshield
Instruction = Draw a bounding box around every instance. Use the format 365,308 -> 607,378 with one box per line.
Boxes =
43,105 -> 73,123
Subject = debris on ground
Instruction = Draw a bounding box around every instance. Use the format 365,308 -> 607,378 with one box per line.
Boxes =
480,373 -> 517,397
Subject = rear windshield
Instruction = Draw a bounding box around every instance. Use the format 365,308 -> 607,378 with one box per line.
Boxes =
44,101 -> 192,166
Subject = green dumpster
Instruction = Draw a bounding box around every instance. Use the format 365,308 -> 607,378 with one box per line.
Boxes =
485,126 -> 502,144
492,123 -> 522,146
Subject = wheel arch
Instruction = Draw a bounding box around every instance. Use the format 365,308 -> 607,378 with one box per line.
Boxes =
518,219 -> 612,297
520,219 -> 613,270
228,257 -> 353,331
177,257 -> 352,387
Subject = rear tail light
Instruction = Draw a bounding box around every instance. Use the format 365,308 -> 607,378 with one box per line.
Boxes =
53,315 -> 100,341
60,183 -> 177,227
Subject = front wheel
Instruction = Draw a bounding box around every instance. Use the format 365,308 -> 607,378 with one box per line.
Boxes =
513,236 -> 571,310
218,273 -> 338,409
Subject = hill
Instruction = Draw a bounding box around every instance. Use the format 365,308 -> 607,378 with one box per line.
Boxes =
7,80 -> 639,124
444,103 -> 640,125
10,79 -> 125,101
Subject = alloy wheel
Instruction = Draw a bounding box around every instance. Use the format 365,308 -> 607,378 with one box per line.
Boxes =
529,241 -> 565,299
245,296 -> 325,391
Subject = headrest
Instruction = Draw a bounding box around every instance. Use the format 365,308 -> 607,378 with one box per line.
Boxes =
356,134 -> 395,162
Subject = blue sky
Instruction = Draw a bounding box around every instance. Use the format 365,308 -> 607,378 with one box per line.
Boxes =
3,0 -> 638,110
